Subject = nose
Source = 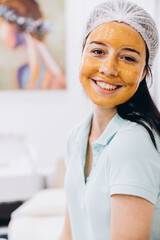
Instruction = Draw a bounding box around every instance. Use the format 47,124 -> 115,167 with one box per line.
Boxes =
99,54 -> 118,77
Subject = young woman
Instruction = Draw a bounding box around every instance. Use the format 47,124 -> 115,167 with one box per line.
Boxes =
60,0 -> 160,239
0,0 -> 65,90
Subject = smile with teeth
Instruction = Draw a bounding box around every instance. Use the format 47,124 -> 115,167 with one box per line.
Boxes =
92,79 -> 121,90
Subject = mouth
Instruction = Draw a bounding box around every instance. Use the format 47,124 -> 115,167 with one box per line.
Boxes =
91,78 -> 123,94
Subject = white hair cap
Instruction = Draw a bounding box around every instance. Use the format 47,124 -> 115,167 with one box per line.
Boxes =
83,0 -> 159,68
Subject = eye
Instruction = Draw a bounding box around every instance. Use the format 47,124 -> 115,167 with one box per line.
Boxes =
121,56 -> 136,62
91,49 -> 105,55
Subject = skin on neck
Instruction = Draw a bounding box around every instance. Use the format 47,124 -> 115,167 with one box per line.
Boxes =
89,103 -> 117,142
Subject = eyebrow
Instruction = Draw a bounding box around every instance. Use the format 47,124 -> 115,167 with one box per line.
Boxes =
122,47 -> 141,56
89,41 -> 141,56
89,41 -> 109,47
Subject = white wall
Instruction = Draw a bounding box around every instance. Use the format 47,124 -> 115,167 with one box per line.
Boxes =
0,0 -> 158,168
0,0 -> 92,168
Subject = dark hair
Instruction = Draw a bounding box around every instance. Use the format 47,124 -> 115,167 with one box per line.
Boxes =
117,46 -> 160,150
82,36 -> 160,150
0,0 -> 45,40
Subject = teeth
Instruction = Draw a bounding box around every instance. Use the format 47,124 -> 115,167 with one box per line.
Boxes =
96,81 -> 118,90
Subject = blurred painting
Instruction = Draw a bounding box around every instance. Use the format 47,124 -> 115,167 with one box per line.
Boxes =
0,0 -> 66,90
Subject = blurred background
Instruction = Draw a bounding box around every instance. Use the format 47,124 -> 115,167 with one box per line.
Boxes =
0,0 -> 159,239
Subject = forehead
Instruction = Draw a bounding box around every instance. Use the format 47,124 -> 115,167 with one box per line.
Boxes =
87,21 -> 146,51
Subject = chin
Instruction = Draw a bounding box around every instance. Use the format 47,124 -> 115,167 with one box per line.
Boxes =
7,39 -> 22,49
90,98 -> 116,108
6,42 -> 15,49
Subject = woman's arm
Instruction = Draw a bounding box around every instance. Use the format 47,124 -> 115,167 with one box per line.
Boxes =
110,194 -> 154,240
23,33 -> 40,89
35,40 -> 66,89
59,205 -> 72,240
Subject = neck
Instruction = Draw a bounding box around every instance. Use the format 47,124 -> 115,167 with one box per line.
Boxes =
89,104 -> 117,142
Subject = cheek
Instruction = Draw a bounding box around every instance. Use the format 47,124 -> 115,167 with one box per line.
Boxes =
79,56 -> 100,79
120,66 -> 143,86
0,25 -> 7,41
79,57 -> 98,96
0,26 -> 17,47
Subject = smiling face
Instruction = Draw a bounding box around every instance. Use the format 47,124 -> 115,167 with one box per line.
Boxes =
79,21 -> 147,108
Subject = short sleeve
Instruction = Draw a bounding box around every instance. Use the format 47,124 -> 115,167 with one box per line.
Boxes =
108,128 -> 160,204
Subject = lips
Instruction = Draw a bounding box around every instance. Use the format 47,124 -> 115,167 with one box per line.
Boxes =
91,77 -> 122,92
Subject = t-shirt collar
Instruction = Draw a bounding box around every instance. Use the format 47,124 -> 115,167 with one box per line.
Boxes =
76,111 -> 128,146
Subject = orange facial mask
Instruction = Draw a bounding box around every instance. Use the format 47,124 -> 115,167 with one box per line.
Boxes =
79,21 -> 147,107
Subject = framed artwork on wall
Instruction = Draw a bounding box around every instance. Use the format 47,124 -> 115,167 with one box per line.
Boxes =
0,0 -> 66,90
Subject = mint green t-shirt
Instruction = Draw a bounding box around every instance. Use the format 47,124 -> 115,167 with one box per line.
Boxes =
64,112 -> 160,240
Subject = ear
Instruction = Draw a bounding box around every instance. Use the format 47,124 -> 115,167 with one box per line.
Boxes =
140,66 -> 147,83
